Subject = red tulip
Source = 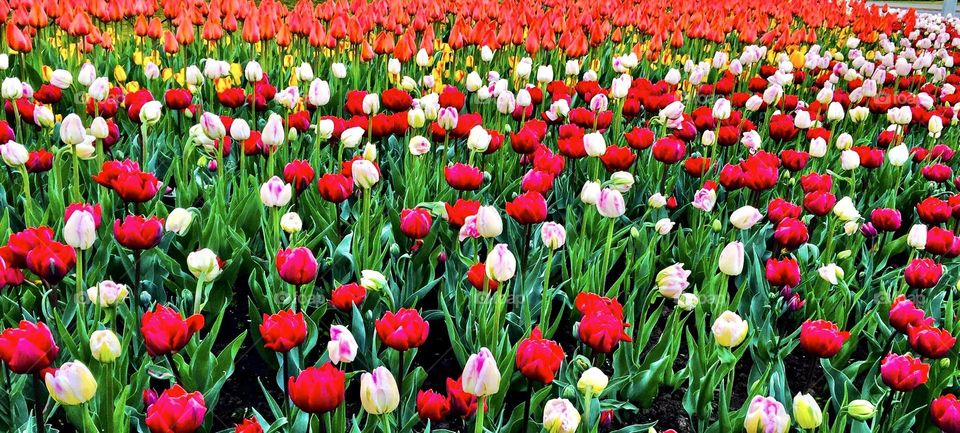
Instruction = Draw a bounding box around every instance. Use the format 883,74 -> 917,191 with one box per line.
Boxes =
800,173 -> 832,193
600,146 -> 636,172
505,191 -> 548,225
908,323 -> 956,359
381,88 -> 413,112
34,84 -> 62,104
802,191 -> 836,216
445,199 -> 480,227
651,137 -> 686,164
25,239 -> 76,284
624,127 -> 654,150
400,208 -> 433,239
768,114 -> 798,141
931,394 -> 960,433
917,197 -> 952,224
922,163 -> 953,183
288,363 -> 345,414
317,173 -> 354,203
376,308 -> 429,351
880,353 -> 929,392
446,377 -> 479,418
6,227 -> 54,268
773,218 -> 809,250
275,247 -> 318,286
683,157 -> 711,177
416,390 -> 450,422
145,385 -> 207,433
330,283 -> 366,311
25,149 -> 54,173
141,305 -> 204,357
520,169 -> 555,193
780,150 -> 809,171
765,257 -> 801,288
904,258 -> 942,289
234,418 -> 263,433
114,215 -> 164,250
767,198 -> 801,224
740,153 -> 778,191
218,88 -> 246,108
0,320 -> 59,374
260,310 -> 307,353
467,262 -> 499,292
870,208 -> 902,232
164,88 -> 193,110
444,163 -> 483,191
515,326 -> 565,383
283,160 -> 316,193
889,295 -> 930,334
575,292 -> 631,353
926,227 -> 957,256
799,320 -> 849,358
439,86 -> 466,109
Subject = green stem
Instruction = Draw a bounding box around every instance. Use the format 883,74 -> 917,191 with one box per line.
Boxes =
474,396 -> 485,433
19,166 -> 32,226
192,273 -> 206,315
540,249 -> 554,328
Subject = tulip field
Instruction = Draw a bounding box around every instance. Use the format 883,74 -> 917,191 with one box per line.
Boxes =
4,0 -> 960,431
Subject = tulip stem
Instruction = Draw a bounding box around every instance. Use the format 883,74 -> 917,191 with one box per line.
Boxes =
281,352 -> 290,423
523,381 -> 532,433
18,166 -> 33,227
192,273 -> 205,315
474,396 -> 485,433
540,249 -> 554,331
32,374 -> 44,433
71,145 -> 81,202
600,219 -> 615,283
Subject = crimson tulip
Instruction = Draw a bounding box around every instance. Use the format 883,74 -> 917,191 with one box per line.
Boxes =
515,326 -> 565,383
288,363 -> 345,414
375,308 -> 429,351
141,305 -> 205,357
799,320 -> 849,358
880,353 -> 929,392
259,310 -> 307,353
0,320 -> 59,374
275,247 -> 318,286
145,385 -> 207,433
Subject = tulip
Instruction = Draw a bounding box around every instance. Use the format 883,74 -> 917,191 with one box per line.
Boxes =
187,248 -> 221,282
541,222 -> 566,250
904,258 -> 942,289
165,208 -> 194,235
327,325 -> 358,365
416,390 -> 450,422
90,329 -> 122,363
931,394 -> 960,433
678,293 -> 699,311
307,79 -> 330,107
583,132 -> 606,157
87,280 -> 129,307
376,308 -> 429,351
543,398 -> 580,433
139,100 -> 163,124
474,206 -> 503,238
200,112 -> 225,140
880,353 -> 929,391
792,393 -> 822,429
577,367 -> 609,395
580,182 -> 601,205
515,327 -> 565,383
400,208 -> 433,239
44,361 -> 97,406
0,140 -> 27,167
799,320 -> 849,358
288,363 -> 345,415
907,323 -> 956,359
275,247 -> 318,286
908,224 -> 928,250
360,270 -> 388,292
259,310 -> 307,353
847,400 -> 876,420
462,347 -> 500,397
352,160 -> 380,189
744,396 -> 790,433
259,176 -> 292,207
360,366 -> 400,415
63,208 -> 97,250
235,419 -> 263,433
656,263 -> 691,299
596,188 -> 625,218
145,385 -> 207,433
712,310 -> 749,347
466,126 -> 491,153
832,197 -> 860,221
261,114 -> 285,149
730,206 -> 763,229
709,240 -> 744,277
0,321 -> 59,374
485,244 -> 517,282
140,305 -> 205,357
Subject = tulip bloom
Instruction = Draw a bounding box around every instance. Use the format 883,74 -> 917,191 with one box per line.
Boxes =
743,396 -> 790,433
327,325 -> 358,365
399,208 -> 433,239
880,353 -> 929,392
360,366 -> 400,415
505,191 -> 548,225
712,311 -> 749,347
44,361 -> 97,406
275,247 -> 318,286
317,173 -> 354,203
718,241 -> 744,276
656,263 -> 691,299
330,283 -> 367,311
375,308 -> 429,351
485,244 -> 517,282
114,215 -> 164,250
461,347 -> 501,397
515,326 -> 565,384
889,295 -> 929,334
141,305 -> 205,357
0,320 -> 59,374
907,323 -> 956,359
416,390 -> 450,422
145,385 -> 207,433
543,398 -> 580,433
259,310 -> 307,353
288,363 -> 346,414
931,394 -> 960,433
799,320 -> 849,358
904,258 -> 943,289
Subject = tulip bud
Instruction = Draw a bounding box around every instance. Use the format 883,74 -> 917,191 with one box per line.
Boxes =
362,93 -> 380,115
847,400 -> 876,420
577,367 -> 608,395
296,62 -> 314,81
262,114 -> 285,149
187,248 -> 222,282
408,135 -> 431,156
486,244 -> 516,282
51,69 -> 73,89
580,182 -> 602,205
835,133 -> 853,150
832,197 -> 860,221
712,310 -> 749,347
307,79 -> 330,107
541,222 -> 566,250
44,361 -> 97,406
87,280 -> 129,307
281,212 -> 302,234
360,270 -> 387,291
60,113 -> 87,146
462,347 -> 501,397
678,293 -> 699,311
244,61 -> 263,82
744,396 -> 790,433
34,106 -> 54,128
543,399 -> 580,433
730,206 -> 763,229
1,77 -> 21,99
467,126 -> 491,153
139,101 -> 163,125
260,176 -> 293,207
817,263 -> 844,285
327,325 -> 358,365
888,144 -> 909,166
88,77 -> 109,101
719,241 -> 745,276
655,218 -> 675,235
908,224 -> 928,250
360,367 -> 400,415
407,108 -> 426,129
166,208 -> 194,235
362,143 -> 377,161
476,206 -> 503,238
351,160 -> 380,189
648,193 -> 667,209
596,188 -> 625,218
583,132 -> 607,157
88,117 -> 108,139
0,140 -> 28,167
78,63 -> 96,86
517,89 -> 532,107
656,263 -> 691,299
90,330 -> 122,363
63,208 -> 97,250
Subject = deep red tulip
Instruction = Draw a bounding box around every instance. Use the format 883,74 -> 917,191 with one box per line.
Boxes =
515,326 -> 565,383
800,173 -> 833,193
467,262 -> 499,292
625,127 -> 654,150
765,257 -> 801,288
904,258 -> 942,289
114,215 -> 164,250
651,137 -> 686,164
275,247 -> 318,286
871,208 -> 902,232
799,320 -> 849,358
330,283 -> 366,311
25,149 -> 54,173
317,173 -> 354,203
445,199 -> 480,227
767,198 -> 801,224
931,394 -> 960,433
260,310 -> 307,353
25,239 -> 76,284
917,197 -> 952,224
802,191 -> 836,216
600,146 -> 636,172
505,191 -> 548,225
0,321 -> 58,374
444,163 -> 483,191
164,88 -> 193,110
234,418 -> 263,433
288,363 -> 345,414
417,390 -> 450,422
780,150 -> 809,171
141,305 -> 204,357
376,308 -> 429,351
521,169 -> 555,193
145,385 -> 207,433
575,293 -> 631,353
400,208 -> 433,239
381,88 -> 413,112
880,353 -> 929,392
446,377 -> 479,418
908,323 -> 956,359
283,160 -> 316,193
773,218 -> 809,250
889,295 -> 930,334
926,227 -> 957,256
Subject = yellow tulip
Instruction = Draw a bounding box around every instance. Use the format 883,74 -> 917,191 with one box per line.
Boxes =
793,393 -> 823,429
125,82 -> 141,93
712,310 -> 749,347
230,63 -> 242,82
44,361 -> 97,406
789,51 -> 805,69
162,68 -> 174,81
41,65 -> 52,82
133,51 -> 144,66
114,65 -> 127,82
